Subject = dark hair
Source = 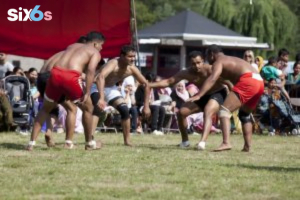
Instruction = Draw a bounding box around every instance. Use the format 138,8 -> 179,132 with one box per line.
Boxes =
28,67 -> 37,74
205,44 -> 223,55
267,56 -> 277,65
269,78 -> 275,82
120,45 -> 136,56
188,51 -> 203,60
85,31 -> 105,42
278,48 -> 289,57
13,66 -> 22,74
145,72 -> 155,82
295,53 -> 300,62
293,61 -> 300,69
5,71 -> 12,77
77,36 -> 87,43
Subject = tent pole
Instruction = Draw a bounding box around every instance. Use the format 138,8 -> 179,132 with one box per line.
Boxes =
131,0 -> 141,70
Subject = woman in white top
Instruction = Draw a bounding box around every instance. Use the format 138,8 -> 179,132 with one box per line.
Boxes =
243,50 -> 259,72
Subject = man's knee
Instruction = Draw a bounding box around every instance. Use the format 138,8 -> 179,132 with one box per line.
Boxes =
178,108 -> 189,118
116,103 -> 130,120
238,110 -> 252,124
218,105 -> 232,118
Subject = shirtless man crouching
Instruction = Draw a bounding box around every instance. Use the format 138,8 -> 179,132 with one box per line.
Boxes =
27,31 -> 105,151
92,45 -> 151,146
149,51 -> 228,150
188,45 -> 264,152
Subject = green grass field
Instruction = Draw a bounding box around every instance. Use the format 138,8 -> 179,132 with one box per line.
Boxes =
0,132 -> 299,200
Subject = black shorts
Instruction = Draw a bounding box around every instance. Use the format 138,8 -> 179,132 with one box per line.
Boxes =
37,71 -> 62,117
194,88 -> 227,110
37,71 -> 51,97
37,71 -> 65,103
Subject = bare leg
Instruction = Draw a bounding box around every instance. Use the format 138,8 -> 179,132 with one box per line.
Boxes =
121,118 -> 131,146
112,98 -> 132,146
240,106 -> 253,152
62,100 -> 77,148
27,99 -> 57,151
200,99 -> 220,142
78,97 -> 101,150
177,102 -> 200,144
214,92 -> 241,152
45,116 -> 55,147
241,122 -> 252,152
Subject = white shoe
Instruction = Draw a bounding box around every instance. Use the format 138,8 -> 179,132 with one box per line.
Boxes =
152,130 -> 163,135
18,130 -> 29,136
197,141 -> 206,150
178,141 -> 190,148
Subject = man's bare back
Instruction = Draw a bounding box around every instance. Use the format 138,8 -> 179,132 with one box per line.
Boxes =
213,55 -> 257,84
53,43 -> 99,73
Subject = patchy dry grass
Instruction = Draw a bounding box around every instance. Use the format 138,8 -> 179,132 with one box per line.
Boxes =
0,132 -> 299,200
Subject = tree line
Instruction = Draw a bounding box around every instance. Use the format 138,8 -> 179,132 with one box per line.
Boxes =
136,0 -> 300,58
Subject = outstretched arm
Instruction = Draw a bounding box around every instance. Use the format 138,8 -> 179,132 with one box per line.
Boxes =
188,61 -> 223,101
149,71 -> 186,88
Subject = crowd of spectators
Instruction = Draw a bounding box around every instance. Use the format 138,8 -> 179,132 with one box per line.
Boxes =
0,48 -> 299,136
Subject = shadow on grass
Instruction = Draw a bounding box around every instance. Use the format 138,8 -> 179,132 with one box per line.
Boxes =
0,143 -> 26,150
224,163 -> 300,172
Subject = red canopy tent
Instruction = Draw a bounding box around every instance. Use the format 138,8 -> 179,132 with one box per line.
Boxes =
0,0 -> 131,59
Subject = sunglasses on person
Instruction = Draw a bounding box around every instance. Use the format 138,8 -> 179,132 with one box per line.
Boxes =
244,55 -> 252,58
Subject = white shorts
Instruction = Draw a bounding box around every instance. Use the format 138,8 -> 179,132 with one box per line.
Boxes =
104,86 -> 122,102
91,85 -> 122,103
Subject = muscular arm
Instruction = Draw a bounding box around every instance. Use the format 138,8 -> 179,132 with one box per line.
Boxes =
96,60 -> 116,101
85,51 -> 100,95
131,66 -> 150,109
194,62 -> 223,98
149,71 -> 186,88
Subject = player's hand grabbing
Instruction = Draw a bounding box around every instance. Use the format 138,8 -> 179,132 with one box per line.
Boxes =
187,95 -> 201,102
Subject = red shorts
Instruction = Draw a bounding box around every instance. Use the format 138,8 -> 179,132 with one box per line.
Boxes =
45,66 -> 83,103
232,72 -> 264,110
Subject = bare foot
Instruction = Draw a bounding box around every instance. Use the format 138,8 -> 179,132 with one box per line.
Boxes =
45,135 -> 55,147
25,145 -> 33,151
125,142 -> 133,147
241,145 -> 250,152
85,140 -> 102,150
213,143 -> 232,152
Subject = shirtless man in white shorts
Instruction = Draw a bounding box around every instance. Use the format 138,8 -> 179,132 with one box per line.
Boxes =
91,45 -> 150,146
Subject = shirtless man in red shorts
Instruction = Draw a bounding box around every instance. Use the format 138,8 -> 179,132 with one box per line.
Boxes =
188,45 -> 264,152
26,31 -> 104,151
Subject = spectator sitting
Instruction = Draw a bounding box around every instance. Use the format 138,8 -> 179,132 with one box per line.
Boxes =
122,78 -> 138,134
12,66 -> 26,77
171,80 -> 190,111
277,48 -> 289,74
243,50 -> 258,71
135,73 -> 165,135
27,68 -> 40,119
186,83 -> 199,97
261,56 -> 285,87
0,53 -> 14,79
255,56 -> 264,72
287,62 -> 300,84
